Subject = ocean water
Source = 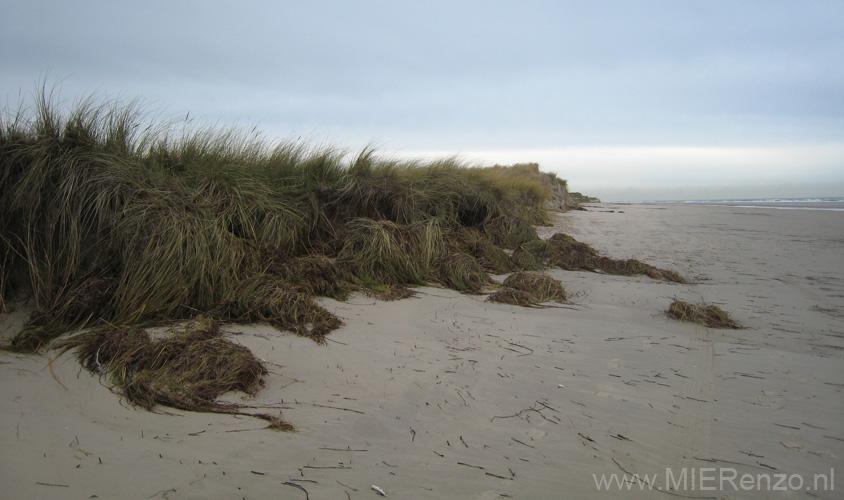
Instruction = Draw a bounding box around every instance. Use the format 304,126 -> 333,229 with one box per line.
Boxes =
627,197 -> 844,212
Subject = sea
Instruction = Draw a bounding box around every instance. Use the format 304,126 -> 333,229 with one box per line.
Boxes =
621,197 -> 844,212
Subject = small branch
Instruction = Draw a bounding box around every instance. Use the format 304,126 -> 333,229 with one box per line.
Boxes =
511,437 -> 534,448
294,401 -> 365,414
282,481 -> 310,500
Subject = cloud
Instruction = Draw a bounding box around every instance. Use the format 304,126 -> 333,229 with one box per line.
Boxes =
390,144 -> 844,200
2,0 -> 842,200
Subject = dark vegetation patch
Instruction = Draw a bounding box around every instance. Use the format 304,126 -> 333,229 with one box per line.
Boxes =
546,233 -> 685,282
0,88 -> 687,425
61,317 -> 291,429
488,272 -> 566,306
666,300 -> 743,329
486,287 -> 540,307
430,252 -> 492,294
504,272 -> 567,303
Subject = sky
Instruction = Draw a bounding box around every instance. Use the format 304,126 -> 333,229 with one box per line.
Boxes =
2,0 -> 842,201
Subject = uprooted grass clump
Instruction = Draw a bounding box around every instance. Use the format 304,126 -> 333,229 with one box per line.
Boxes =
486,287 -> 539,307
488,272 -> 566,306
666,300 -> 743,329
546,233 -> 685,283
504,272 -> 567,302
61,318 -> 291,429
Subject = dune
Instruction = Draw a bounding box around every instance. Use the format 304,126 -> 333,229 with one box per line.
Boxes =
2,202 -> 841,499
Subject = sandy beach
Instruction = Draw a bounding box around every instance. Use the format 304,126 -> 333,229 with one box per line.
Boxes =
2,203 -> 842,499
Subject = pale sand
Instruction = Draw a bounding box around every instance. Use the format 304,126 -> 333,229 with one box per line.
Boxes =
1,204 -> 842,499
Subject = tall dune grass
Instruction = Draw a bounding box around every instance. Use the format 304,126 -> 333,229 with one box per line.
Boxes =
1,88 -> 684,424
0,89 -> 563,352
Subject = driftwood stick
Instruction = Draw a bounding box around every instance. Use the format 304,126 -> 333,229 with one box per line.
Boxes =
294,401 -> 365,414
282,481 -> 310,499
511,437 -> 534,448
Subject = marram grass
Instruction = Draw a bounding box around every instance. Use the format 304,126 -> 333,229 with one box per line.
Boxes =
0,87 -> 689,425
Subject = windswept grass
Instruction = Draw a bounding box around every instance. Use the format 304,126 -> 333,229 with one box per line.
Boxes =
456,229 -> 514,274
336,217 -> 445,286
1,90 -> 563,354
1,86 -> 691,424
430,252 -> 492,294
483,215 -> 540,250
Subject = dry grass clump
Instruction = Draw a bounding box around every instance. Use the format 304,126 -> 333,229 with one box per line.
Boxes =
430,252 -> 492,294
546,232 -> 600,270
510,248 -> 541,271
510,239 -> 551,271
644,267 -> 686,283
667,300 -> 742,329
486,287 -> 539,307
214,278 -> 342,343
504,272 -> 566,302
519,239 -> 551,259
546,233 -> 685,283
271,255 -> 348,299
488,272 -> 566,306
62,318 -> 290,429
363,284 -> 417,301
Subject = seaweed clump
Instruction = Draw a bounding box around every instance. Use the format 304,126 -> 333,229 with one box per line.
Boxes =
667,300 -> 742,329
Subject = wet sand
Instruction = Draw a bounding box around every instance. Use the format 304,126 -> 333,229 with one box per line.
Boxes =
2,203 -> 842,499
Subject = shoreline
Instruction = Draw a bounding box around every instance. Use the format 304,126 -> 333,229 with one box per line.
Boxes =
604,198 -> 844,212
2,203 -> 842,499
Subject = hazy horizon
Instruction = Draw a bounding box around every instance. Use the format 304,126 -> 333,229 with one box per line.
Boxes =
2,1 -> 842,201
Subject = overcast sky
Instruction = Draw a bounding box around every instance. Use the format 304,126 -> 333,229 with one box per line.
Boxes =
2,0 -> 842,200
